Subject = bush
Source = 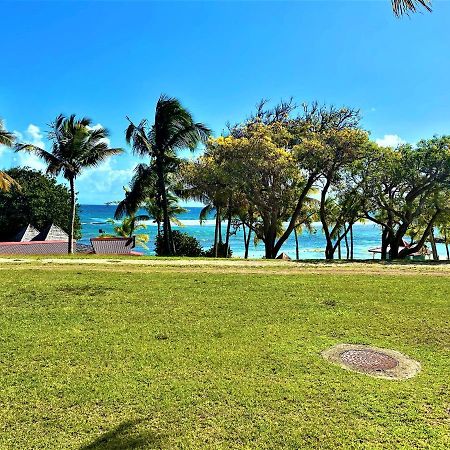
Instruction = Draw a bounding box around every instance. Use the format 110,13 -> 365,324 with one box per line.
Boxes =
203,241 -> 233,258
155,230 -> 203,257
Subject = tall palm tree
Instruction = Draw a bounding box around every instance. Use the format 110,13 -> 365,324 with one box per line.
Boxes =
392,0 -> 431,16
114,178 -> 186,239
0,119 -> 19,191
16,114 -> 123,253
125,94 -> 210,255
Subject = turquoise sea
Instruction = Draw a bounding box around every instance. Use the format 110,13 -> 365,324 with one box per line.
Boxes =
79,205 -> 448,259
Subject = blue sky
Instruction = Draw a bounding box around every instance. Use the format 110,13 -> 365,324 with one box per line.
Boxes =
1,0 -> 449,204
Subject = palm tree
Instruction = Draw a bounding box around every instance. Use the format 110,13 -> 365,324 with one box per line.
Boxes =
144,193 -> 186,238
107,213 -> 150,249
113,168 -> 186,239
0,119 -> 19,192
392,0 -> 431,16
125,94 -> 210,255
16,114 -> 123,253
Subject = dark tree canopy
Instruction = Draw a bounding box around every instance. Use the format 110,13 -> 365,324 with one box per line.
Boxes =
0,167 -> 81,241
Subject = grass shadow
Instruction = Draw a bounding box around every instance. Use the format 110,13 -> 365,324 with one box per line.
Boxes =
80,419 -> 163,450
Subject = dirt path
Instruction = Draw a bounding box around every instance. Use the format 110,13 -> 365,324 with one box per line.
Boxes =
1,257 -> 450,276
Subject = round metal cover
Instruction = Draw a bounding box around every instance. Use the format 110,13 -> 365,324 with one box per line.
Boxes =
340,349 -> 398,371
321,344 -> 421,380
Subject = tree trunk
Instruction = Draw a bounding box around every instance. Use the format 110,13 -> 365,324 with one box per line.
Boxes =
272,174 -> 317,256
264,225 -> 277,259
243,224 -> 247,259
397,211 -> 439,259
246,227 -> 252,259
294,227 -> 299,260
319,175 -> 334,260
325,242 -> 335,260
381,227 -> 390,260
445,229 -> 450,260
68,176 -> 76,254
337,231 -> 342,259
214,207 -> 220,257
389,235 -> 401,260
344,226 -> 349,260
218,211 -> 223,245
350,223 -> 354,260
224,199 -> 232,258
157,162 -> 173,256
430,228 -> 439,260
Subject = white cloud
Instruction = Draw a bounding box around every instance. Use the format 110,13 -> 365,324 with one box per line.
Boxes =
13,124 -> 47,171
375,134 -> 406,148
77,158 -> 134,203
26,124 -> 45,148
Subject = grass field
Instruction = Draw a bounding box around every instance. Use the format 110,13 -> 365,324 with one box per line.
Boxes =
0,260 -> 449,449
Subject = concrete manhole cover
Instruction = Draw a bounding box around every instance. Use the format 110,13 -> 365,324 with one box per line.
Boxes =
322,344 -> 420,380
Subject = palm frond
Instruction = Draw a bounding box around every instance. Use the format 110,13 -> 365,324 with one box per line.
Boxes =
0,171 -> 20,192
125,119 -> 152,157
392,0 -> 431,16
0,119 -> 15,147
114,164 -> 155,219
81,145 -> 124,169
15,143 -> 63,175
167,122 -> 211,151
199,203 -> 214,224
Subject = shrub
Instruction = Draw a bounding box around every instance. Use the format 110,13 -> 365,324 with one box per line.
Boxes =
203,241 -> 233,258
155,230 -> 203,257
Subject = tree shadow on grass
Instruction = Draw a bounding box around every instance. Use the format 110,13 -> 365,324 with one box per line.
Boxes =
80,419 -> 163,450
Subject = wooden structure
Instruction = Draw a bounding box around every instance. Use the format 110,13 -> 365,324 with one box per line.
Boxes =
90,237 -> 142,255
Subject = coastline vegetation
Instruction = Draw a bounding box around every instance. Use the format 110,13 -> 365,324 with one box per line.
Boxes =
2,95 -> 450,260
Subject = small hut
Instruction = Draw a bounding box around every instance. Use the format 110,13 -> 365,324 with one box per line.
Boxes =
14,224 -> 40,242
276,252 -> 292,261
0,223 -> 71,254
32,224 -> 69,242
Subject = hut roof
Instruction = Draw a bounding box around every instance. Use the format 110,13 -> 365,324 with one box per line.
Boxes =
276,252 -> 292,260
32,224 -> 69,242
15,224 -> 40,242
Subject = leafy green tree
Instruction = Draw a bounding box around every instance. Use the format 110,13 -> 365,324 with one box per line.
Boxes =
16,114 -> 123,253
308,128 -> 370,259
361,137 -> 450,259
0,167 -> 81,240
270,102 -> 361,258
205,122 -> 304,259
184,101 -> 361,259
125,95 -> 210,256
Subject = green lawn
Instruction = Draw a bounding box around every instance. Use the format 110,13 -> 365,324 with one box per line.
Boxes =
0,263 -> 449,449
